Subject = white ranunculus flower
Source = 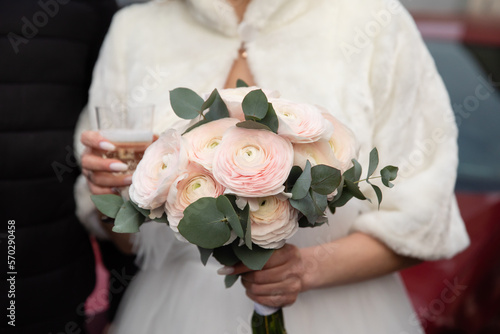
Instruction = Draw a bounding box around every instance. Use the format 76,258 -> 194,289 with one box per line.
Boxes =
293,139 -> 343,170
270,99 -> 334,143
129,129 -> 187,218
249,196 -> 299,249
165,162 -> 225,232
182,118 -> 239,171
212,126 -> 294,197
322,112 -> 359,172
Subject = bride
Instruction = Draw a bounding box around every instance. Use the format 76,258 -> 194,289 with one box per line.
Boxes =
75,0 -> 469,333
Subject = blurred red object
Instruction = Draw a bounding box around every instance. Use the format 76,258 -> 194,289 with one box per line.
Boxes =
401,192 -> 500,333
85,237 -> 110,316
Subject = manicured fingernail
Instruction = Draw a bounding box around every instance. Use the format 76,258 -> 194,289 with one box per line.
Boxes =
110,162 -> 128,172
123,176 -> 133,185
217,266 -> 234,275
99,141 -> 116,151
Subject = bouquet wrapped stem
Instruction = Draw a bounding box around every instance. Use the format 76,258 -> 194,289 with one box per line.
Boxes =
252,303 -> 287,334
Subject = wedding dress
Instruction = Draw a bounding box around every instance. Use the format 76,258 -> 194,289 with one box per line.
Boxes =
74,0 -> 470,333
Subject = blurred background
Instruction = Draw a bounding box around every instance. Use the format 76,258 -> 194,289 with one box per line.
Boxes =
85,0 -> 500,333
397,1 -> 500,334
394,0 -> 500,334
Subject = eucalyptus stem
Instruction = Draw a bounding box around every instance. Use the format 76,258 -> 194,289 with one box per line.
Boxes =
353,175 -> 382,184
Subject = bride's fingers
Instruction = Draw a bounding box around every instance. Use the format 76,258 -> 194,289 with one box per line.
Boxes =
240,263 -> 297,285
85,171 -> 132,188
86,180 -> 118,195
81,130 -> 116,151
223,262 -> 252,276
242,276 -> 302,298
262,244 -> 301,269
245,289 -> 297,308
81,152 -> 129,173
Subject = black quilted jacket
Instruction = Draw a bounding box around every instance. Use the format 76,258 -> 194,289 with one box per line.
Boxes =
0,0 -> 117,332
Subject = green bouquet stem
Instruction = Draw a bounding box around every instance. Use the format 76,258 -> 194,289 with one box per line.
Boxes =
251,307 -> 287,334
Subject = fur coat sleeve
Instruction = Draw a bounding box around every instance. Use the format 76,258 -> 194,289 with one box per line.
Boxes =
349,6 -> 469,259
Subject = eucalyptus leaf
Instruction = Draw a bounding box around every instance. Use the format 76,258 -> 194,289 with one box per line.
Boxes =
236,79 -> 249,88
328,185 -> 354,209
367,148 -> 379,179
381,166 -> 399,188
285,166 -> 303,193
232,243 -> 274,270
200,89 -> 217,112
213,244 -> 240,267
310,165 -> 342,195
311,190 -> 328,214
344,179 -> 367,201
290,192 -> 321,224
291,160 -> 312,200
91,194 -> 124,219
129,200 -> 151,218
197,246 -> 213,266
225,274 -> 240,288
352,159 -> 363,181
331,178 -> 345,201
216,196 -> 243,239
236,120 -> 272,132
344,159 -> 362,182
178,197 -> 231,249
182,119 -> 210,135
242,89 -> 268,120
112,201 -> 145,233
240,204 -> 252,250
205,90 -> 230,121
259,103 -> 279,133
169,87 -> 204,119
372,184 -> 383,208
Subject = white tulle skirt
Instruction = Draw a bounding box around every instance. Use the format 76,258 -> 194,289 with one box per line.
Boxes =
110,203 -> 424,334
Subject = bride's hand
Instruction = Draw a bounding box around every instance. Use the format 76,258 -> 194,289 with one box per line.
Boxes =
230,244 -> 306,308
80,130 -> 132,195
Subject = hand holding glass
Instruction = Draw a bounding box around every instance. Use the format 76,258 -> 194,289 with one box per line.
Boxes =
95,105 -> 154,174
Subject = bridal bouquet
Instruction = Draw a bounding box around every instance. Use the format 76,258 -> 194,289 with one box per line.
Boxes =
92,81 -> 398,334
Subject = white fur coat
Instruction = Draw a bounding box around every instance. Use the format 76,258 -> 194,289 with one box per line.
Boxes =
75,0 -> 469,260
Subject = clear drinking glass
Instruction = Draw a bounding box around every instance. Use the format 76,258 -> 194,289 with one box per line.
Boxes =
95,105 -> 154,197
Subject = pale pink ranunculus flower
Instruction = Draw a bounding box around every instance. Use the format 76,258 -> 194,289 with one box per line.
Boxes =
270,99 -> 333,144
182,118 -> 239,171
293,139 -> 343,171
249,196 -> 299,249
129,129 -> 188,218
212,127 -> 293,197
165,162 -> 225,231
217,86 -> 280,121
321,113 -> 358,172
